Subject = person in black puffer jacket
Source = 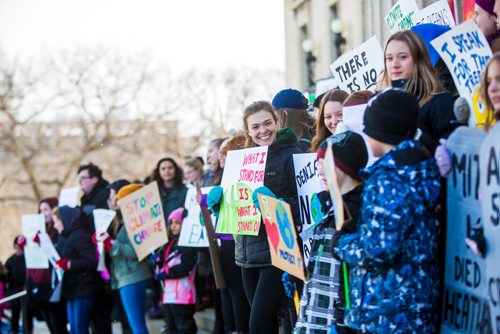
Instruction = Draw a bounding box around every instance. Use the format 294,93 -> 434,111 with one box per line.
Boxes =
236,100 -> 302,333
53,206 -> 101,334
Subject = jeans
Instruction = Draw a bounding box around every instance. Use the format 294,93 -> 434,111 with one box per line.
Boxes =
162,304 -> 197,334
119,281 -> 149,334
67,297 -> 94,334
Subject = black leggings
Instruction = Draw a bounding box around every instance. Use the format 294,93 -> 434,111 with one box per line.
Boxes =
241,266 -> 285,334
219,240 -> 250,332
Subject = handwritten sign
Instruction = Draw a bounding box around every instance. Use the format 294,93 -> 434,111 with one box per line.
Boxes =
58,187 -> 79,208
257,194 -> 305,281
479,124 -> 500,333
330,36 -> 384,93
441,127 -> 491,333
93,209 -> 116,270
216,146 -> 268,235
431,20 -> 492,105
118,181 -> 167,261
22,214 -> 49,269
178,187 -> 211,247
414,0 -> 456,27
323,143 -> 344,231
293,153 -> 323,228
385,0 -> 419,33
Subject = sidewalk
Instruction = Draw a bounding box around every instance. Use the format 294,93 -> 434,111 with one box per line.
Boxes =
6,308 -> 215,334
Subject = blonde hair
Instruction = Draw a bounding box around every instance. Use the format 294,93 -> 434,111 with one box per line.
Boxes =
380,30 -> 445,107
479,53 -> 500,130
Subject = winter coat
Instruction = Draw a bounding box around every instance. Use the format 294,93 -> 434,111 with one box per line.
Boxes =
294,185 -> 363,334
58,208 -> 101,300
160,185 -> 188,224
80,178 -> 110,233
418,92 -> 460,151
158,238 -> 197,305
5,254 -> 26,294
235,128 -> 302,268
111,223 -> 152,290
336,140 -> 441,334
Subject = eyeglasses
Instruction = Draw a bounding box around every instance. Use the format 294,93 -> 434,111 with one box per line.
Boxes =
79,176 -> 91,182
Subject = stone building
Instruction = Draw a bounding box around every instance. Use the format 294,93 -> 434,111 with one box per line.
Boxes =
284,0 -> 468,91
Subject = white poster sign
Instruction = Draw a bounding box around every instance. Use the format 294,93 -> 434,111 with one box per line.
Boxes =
178,187 -> 212,247
22,214 -> 49,269
414,0 -> 456,27
93,209 -> 116,270
58,187 -> 79,208
431,20 -> 492,104
330,36 -> 384,93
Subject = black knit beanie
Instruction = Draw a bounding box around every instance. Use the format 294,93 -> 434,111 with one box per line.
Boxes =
363,88 -> 419,145
319,131 -> 368,181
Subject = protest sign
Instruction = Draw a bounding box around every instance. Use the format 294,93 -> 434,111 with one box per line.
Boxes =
22,214 -> 49,269
413,0 -> 456,27
118,181 -> 167,261
315,77 -> 337,97
441,127 -> 491,333
257,194 -> 305,281
329,36 -> 384,93
323,142 -> 344,231
93,209 -> 117,270
479,124 -> 500,333
38,232 -> 63,281
385,0 -> 419,33
178,187 -> 211,247
293,153 -> 323,228
216,146 -> 268,235
431,20 -> 492,104
58,187 -> 79,208
299,226 -> 315,267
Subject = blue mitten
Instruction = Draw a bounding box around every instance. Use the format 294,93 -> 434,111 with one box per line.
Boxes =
252,186 -> 276,211
207,186 -> 224,217
148,251 -> 161,267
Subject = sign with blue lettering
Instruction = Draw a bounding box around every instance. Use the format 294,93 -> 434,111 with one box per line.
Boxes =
441,126 -> 491,333
431,20 -> 492,105
479,123 -> 500,333
257,194 -> 305,281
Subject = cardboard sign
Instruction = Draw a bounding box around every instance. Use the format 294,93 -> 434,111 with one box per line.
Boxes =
93,209 -> 116,270
385,0 -> 420,33
431,20 -> 492,105
330,36 -> 384,93
118,181 -> 168,261
257,194 -> 305,281
479,124 -> 500,333
441,127 -> 491,333
216,146 -> 268,235
323,142 -> 344,231
58,187 -> 79,208
315,77 -> 338,97
22,214 -> 49,269
414,0 -> 456,27
178,187 -> 211,247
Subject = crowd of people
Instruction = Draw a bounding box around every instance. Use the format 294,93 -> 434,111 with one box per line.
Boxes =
0,1 -> 500,333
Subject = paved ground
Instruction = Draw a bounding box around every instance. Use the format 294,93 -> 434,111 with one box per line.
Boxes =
3,308 -> 214,333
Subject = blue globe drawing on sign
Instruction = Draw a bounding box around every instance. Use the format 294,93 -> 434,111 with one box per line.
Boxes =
276,202 -> 294,249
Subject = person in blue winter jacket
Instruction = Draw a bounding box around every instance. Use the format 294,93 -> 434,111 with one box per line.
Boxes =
335,89 -> 441,334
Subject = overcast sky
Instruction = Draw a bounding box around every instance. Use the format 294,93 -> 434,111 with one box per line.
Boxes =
0,0 -> 285,71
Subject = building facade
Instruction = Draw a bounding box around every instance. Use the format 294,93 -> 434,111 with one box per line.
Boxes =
284,0 -> 467,92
